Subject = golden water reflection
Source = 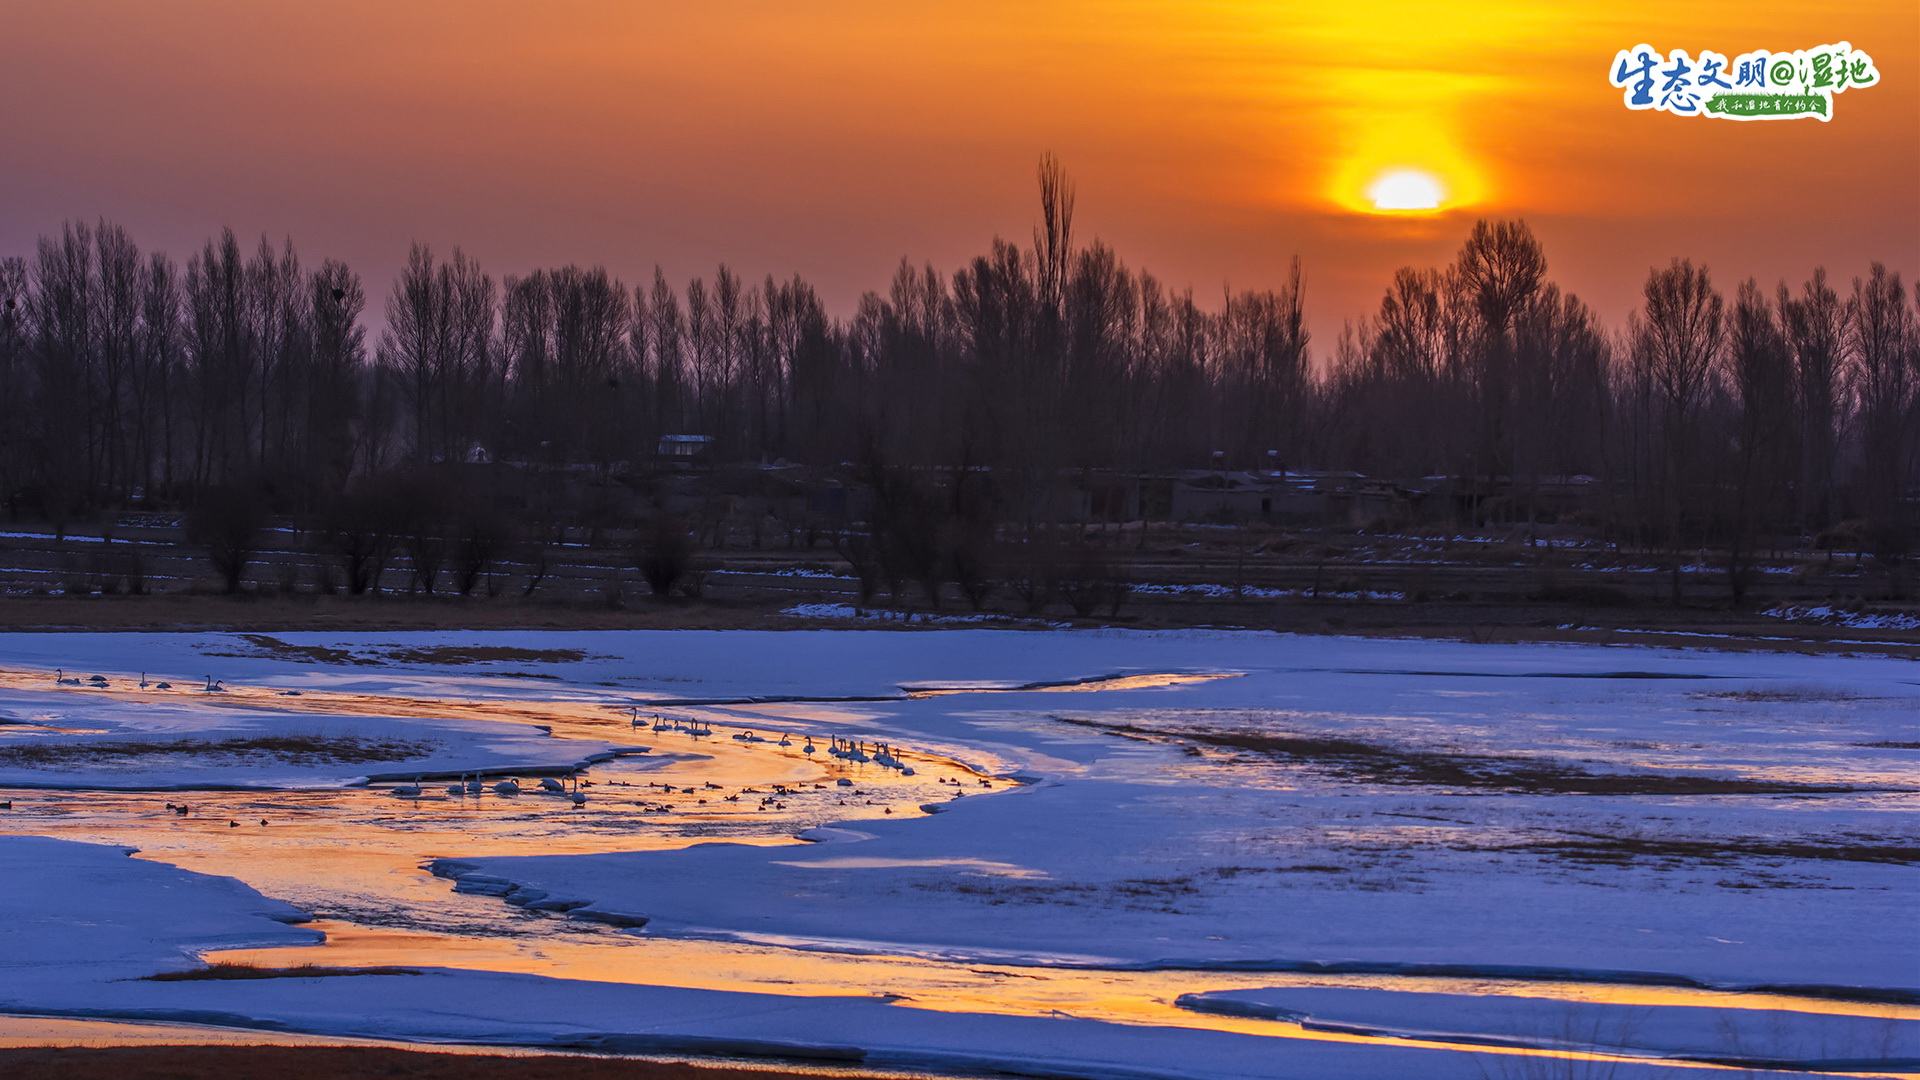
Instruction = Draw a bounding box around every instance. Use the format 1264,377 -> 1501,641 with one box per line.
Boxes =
2,674 -> 1914,1077
210,921 -> 1920,1077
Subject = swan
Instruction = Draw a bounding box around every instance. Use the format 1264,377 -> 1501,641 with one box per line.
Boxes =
202,676 -> 226,693
54,669 -> 81,686
154,681 -> 172,690
493,779 -> 520,795
802,737 -> 816,755
464,776 -> 484,794
138,673 -> 149,690
87,674 -> 108,687
446,777 -> 467,796
539,777 -> 566,793
777,733 -> 793,747
392,776 -> 423,798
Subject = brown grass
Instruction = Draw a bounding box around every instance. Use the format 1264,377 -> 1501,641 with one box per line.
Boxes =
210,635 -> 380,666
380,645 -> 598,665
1690,687 -> 1870,703
142,964 -> 422,982
1493,836 -> 1920,866
0,735 -> 440,767
0,1046 -> 921,1080
1052,715 -> 1875,796
11,590 -> 1920,664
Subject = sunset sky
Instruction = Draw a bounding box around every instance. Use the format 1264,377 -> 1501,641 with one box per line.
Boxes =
1,0 -> 1913,350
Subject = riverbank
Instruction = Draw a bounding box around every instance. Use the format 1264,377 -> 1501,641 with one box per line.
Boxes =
0,1045 -> 949,1080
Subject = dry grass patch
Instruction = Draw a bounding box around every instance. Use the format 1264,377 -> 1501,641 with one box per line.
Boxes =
0,1046 -> 882,1080
1054,715 -> 1877,796
143,963 -> 421,981
0,735 -> 441,767
380,645 -> 598,665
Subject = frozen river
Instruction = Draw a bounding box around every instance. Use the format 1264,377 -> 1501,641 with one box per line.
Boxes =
0,629 -> 1915,1079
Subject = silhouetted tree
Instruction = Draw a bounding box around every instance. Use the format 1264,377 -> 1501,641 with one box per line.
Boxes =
185,484 -> 268,592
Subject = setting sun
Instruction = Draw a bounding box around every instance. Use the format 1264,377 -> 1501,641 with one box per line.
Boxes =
1366,168 -> 1445,212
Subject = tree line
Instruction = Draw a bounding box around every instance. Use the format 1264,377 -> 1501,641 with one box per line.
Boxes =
1,158 -> 1914,583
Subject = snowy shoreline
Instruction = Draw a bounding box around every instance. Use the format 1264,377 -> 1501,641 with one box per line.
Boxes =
1,628 -> 1915,1077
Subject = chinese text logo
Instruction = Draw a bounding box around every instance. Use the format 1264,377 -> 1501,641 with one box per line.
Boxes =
1609,43 -> 1878,121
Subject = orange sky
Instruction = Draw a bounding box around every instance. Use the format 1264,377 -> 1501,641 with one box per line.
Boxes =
1,0 -> 1913,350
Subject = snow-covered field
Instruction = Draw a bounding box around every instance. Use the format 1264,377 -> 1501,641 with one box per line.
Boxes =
1,628 -> 1915,1078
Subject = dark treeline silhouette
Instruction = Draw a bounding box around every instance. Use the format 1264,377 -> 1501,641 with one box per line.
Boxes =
1,157 -> 1915,603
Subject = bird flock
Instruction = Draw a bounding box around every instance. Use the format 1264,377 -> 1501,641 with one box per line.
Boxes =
28,670 -> 998,822
52,668 -> 211,693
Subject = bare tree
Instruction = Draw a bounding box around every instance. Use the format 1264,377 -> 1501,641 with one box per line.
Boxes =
185,484 -> 267,593
1456,219 -> 1547,482
1779,269 -> 1843,533
1634,257 -> 1724,601
1724,280 -> 1793,602
1845,263 -> 1915,566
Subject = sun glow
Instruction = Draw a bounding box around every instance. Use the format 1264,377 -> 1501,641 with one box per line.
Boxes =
1367,169 -> 1445,211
